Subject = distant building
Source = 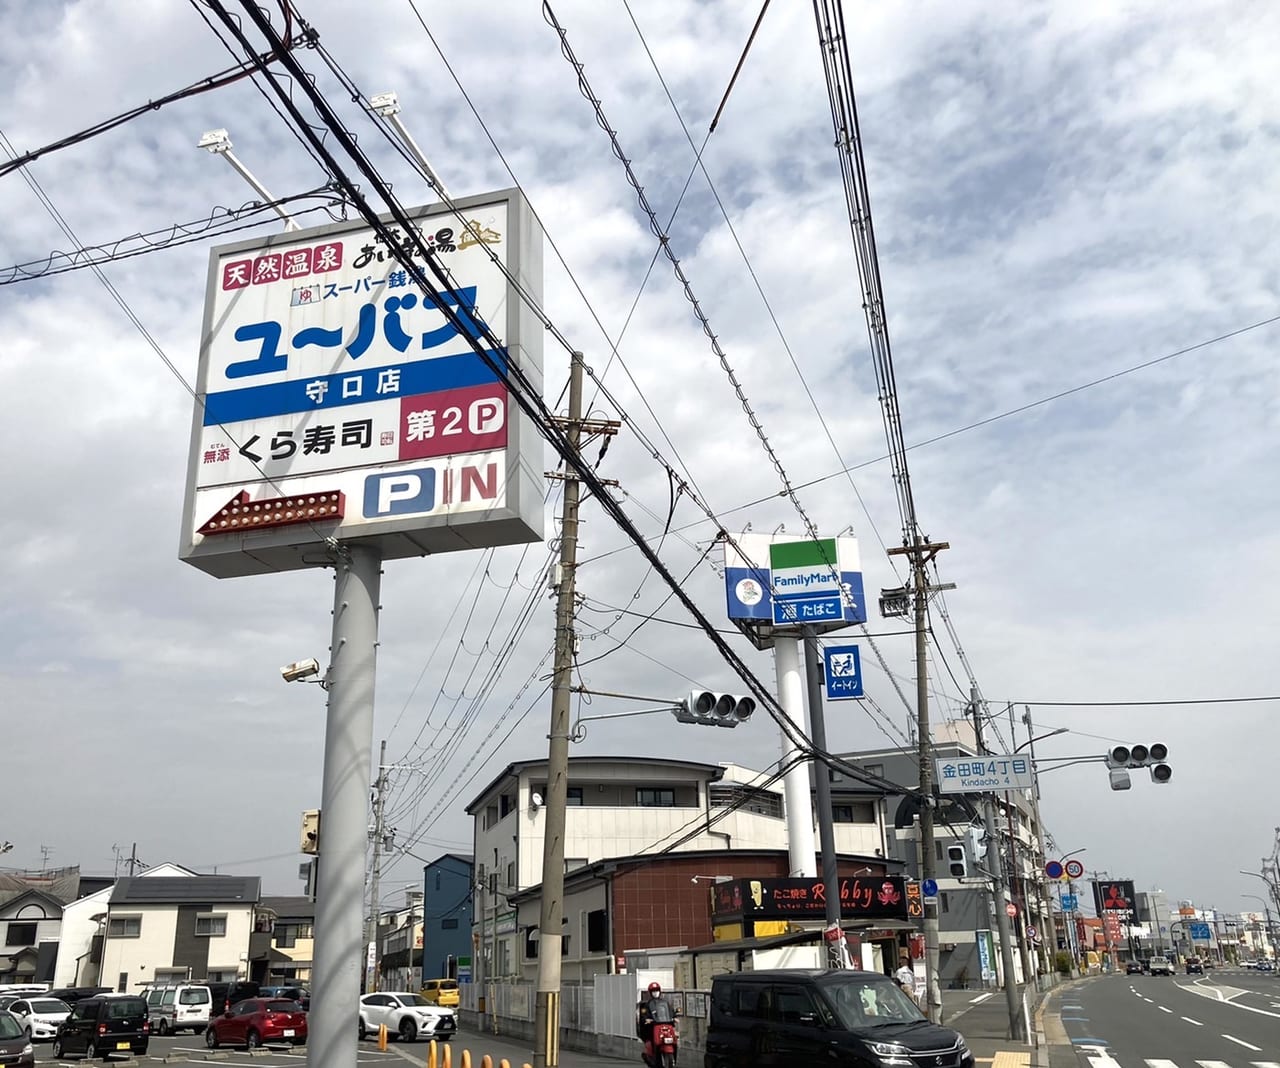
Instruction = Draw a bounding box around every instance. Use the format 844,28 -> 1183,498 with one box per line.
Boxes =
0,889 -> 64,985
249,896 -> 315,984
422,854 -> 473,981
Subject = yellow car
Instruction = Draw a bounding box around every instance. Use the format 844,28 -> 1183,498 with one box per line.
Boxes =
419,980 -> 459,1008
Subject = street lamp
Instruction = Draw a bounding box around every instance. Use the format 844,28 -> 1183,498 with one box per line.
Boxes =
1014,727 -> 1067,754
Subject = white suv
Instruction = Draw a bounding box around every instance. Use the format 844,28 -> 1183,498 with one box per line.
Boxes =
358,992 -> 457,1042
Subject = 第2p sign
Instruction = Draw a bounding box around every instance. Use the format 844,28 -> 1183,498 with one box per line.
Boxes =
179,189 -> 545,578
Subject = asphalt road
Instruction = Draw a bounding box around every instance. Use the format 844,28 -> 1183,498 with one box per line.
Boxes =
36,1025 -> 632,1068
1058,968 -> 1280,1068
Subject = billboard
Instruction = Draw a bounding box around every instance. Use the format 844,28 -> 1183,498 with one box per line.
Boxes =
723,532 -> 866,631
710,876 -> 909,921
180,189 -> 545,577
1092,878 -> 1137,915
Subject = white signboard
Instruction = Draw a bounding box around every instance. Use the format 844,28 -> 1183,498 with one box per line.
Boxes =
180,189 -> 544,577
935,755 -> 1034,793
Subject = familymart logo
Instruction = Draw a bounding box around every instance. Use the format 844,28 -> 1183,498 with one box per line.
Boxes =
769,538 -> 841,593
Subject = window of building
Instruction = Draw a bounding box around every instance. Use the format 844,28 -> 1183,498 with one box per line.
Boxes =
195,914 -> 227,937
108,916 -> 142,938
207,969 -> 238,982
709,783 -> 783,819
441,918 -> 459,930
484,804 -> 499,829
274,923 -> 312,948
586,909 -> 608,953
566,787 -> 584,806
935,840 -> 944,861
525,930 -> 538,960
864,763 -> 884,779
5,922 -> 36,946
940,891 -> 950,914
155,968 -> 187,984
636,787 -> 675,807
831,800 -> 875,823
499,793 -> 514,818
506,861 -> 515,888
435,871 -> 441,891
488,872 -> 497,894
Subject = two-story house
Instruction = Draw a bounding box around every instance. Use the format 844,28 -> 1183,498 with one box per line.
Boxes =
248,896 -> 315,985
0,889 -> 64,985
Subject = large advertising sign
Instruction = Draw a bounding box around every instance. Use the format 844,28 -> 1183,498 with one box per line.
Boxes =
723,532 -> 866,631
710,876 -> 909,921
1092,878 -> 1137,916
180,189 -> 544,577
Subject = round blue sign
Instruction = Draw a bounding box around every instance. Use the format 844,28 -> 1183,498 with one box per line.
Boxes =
1044,860 -> 1064,879
922,878 -> 938,897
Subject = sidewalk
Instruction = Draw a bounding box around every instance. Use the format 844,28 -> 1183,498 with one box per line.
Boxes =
941,976 -> 1083,1068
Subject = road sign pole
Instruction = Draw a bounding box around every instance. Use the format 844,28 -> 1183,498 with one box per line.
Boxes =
803,627 -> 845,967
310,542 -> 382,1068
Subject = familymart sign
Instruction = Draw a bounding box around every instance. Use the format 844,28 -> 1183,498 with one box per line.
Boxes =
769,537 -> 861,626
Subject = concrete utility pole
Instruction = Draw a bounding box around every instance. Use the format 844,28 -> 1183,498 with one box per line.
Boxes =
310,544 -> 382,1068
802,628 -> 847,968
776,636 -> 818,878
1022,706 -> 1058,971
366,739 -> 388,993
971,689 -> 1023,1040
888,536 -> 949,1023
534,352 -> 584,1068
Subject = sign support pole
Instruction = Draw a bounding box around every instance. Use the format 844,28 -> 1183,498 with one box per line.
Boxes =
310,543 -> 382,1068
802,627 -> 846,968
776,635 -> 818,878
971,689 -> 1023,1040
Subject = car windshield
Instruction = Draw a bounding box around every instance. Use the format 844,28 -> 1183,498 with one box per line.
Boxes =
265,1001 -> 300,1013
823,977 -> 925,1029
397,995 -> 430,1007
438,982 -> 457,990
0,1015 -> 22,1039
108,1000 -> 147,1019
180,990 -> 210,1004
30,999 -> 70,1013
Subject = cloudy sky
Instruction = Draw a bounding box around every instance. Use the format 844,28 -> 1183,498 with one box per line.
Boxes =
2,0 -> 1278,921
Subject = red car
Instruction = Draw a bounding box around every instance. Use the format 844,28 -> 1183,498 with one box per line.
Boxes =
204,999 -> 307,1049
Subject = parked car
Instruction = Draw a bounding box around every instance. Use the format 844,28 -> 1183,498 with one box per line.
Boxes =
204,998 -> 307,1049
1148,956 -> 1174,976
8,997 -> 71,1041
1125,960 -> 1144,975
419,979 -> 460,1008
41,988 -> 111,1005
201,981 -> 260,1015
1185,957 -> 1204,975
1257,960 -> 1275,972
0,995 -> 24,1012
705,969 -> 975,1068
258,986 -> 309,1010
358,992 -> 457,1042
52,993 -> 150,1061
141,984 -> 213,1034
0,1010 -> 35,1068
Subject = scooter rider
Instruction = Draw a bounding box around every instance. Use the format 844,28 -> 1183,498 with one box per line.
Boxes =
636,981 -> 675,1057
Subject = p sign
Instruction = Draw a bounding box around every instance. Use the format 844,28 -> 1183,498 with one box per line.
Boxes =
363,467 -> 436,518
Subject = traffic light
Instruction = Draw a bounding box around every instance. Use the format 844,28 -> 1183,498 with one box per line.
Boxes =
675,690 -> 757,728
300,809 -> 321,854
947,842 -> 967,878
967,825 -> 987,867
1105,743 -> 1171,788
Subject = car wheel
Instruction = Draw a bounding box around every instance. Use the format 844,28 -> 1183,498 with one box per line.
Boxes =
85,1039 -> 98,1061
205,1027 -> 219,1049
357,1019 -> 367,1041
52,1037 -> 64,1058
246,1029 -> 261,1050
398,1018 -> 417,1042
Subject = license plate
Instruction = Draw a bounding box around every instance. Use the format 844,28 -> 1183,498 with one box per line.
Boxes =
116,1042 -> 132,1050
283,1029 -> 295,1037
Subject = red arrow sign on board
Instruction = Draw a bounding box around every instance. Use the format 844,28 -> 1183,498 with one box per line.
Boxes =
198,489 -> 345,536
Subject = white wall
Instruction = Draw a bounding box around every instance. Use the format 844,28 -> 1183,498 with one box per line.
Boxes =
100,906 -> 179,990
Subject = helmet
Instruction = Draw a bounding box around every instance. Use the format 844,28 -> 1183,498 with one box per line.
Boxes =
648,982 -> 662,996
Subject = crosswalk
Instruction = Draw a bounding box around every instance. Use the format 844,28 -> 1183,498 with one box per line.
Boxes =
1083,1059 -> 1280,1068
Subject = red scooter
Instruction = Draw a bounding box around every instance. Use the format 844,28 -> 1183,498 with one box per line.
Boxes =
642,1019 -> 678,1068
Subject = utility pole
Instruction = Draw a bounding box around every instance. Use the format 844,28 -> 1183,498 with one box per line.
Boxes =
1022,706 -> 1058,975
366,739 -> 388,994
971,688 -> 1023,1040
534,352 -> 583,1068
888,537 -> 950,1023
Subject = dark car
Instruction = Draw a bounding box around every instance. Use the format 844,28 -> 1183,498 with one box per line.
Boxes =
204,998 -> 307,1050
41,988 -> 112,1006
202,981 -> 260,1015
52,994 -> 150,1061
1125,960 -> 1144,975
706,969 -> 974,1068
1185,957 -> 1203,975
0,1011 -> 35,1068
258,986 -> 309,1010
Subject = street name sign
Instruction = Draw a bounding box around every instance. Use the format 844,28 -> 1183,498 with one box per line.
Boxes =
935,755 -> 1034,793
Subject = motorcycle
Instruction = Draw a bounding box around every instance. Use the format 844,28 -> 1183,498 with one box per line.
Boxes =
641,1019 -> 678,1068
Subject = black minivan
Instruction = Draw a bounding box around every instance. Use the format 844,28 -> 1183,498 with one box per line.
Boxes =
53,994 -> 150,1060
705,969 -> 974,1068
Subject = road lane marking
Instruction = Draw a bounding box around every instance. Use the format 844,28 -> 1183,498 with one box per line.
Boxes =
969,992 -> 995,1004
1143,997 -> 1154,1003
1158,1005 -> 1173,1013
1180,1016 -> 1202,1025
1222,1034 -> 1263,1051
1145,1060 -> 1178,1068
1195,1061 -> 1233,1068
1086,1053 -> 1122,1068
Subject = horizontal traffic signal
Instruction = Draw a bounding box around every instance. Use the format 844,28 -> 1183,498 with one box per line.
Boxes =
1106,743 -> 1170,788
674,690 -> 757,728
